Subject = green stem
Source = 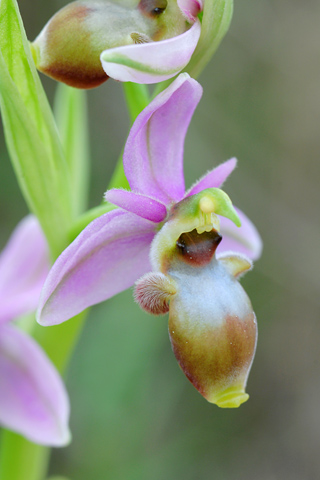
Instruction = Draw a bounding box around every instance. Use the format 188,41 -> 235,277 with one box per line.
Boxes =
107,82 -> 151,190
123,83 -> 150,122
32,313 -> 86,374
0,434 -> 49,480
107,150 -> 129,190
54,85 -> 90,218
68,204 -> 116,242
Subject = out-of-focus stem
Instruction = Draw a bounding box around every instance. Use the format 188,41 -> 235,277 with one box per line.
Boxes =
54,85 -> 90,218
108,82 -> 151,190
0,434 -> 48,480
123,83 -> 150,122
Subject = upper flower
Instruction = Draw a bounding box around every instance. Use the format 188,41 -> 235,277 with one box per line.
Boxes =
0,216 -> 70,446
31,0 -> 201,88
37,73 -> 262,327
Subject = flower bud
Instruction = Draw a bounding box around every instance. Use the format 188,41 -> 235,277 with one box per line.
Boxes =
135,188 -> 257,407
31,0 -> 188,88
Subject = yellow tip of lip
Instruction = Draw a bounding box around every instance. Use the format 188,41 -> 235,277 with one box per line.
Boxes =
199,196 -> 215,214
208,386 -> 249,408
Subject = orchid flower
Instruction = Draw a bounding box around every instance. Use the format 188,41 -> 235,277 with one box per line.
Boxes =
37,73 -> 261,326
0,216 -> 70,446
31,0 -> 201,88
37,73 -> 262,405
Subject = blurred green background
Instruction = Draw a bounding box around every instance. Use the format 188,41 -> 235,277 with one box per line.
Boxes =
1,0 -> 320,479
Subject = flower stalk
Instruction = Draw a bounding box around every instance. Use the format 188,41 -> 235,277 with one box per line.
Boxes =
0,434 -> 49,480
54,84 -> 90,217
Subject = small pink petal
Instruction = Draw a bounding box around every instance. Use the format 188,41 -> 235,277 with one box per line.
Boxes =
185,158 -> 237,197
178,0 -> 202,22
0,216 -> 50,324
104,190 -> 167,223
0,324 -> 70,446
37,210 -> 156,326
124,73 -> 203,204
100,21 -> 201,84
217,207 -> 263,261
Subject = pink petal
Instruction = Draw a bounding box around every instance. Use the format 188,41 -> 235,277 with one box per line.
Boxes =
37,210 -> 156,326
104,190 -> 167,223
0,324 -> 70,446
0,216 -> 50,324
124,73 -> 203,204
185,158 -> 237,197
178,0 -> 202,22
100,21 -> 201,84
217,207 -> 263,261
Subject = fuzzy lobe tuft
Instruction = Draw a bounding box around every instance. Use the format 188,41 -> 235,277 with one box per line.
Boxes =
134,272 -> 176,315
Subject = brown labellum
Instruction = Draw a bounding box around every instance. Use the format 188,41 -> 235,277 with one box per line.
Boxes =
168,256 -> 257,407
162,229 -> 257,407
169,309 -> 257,407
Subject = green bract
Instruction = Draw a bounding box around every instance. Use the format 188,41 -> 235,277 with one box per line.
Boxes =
0,0 -> 72,258
186,0 -> 234,78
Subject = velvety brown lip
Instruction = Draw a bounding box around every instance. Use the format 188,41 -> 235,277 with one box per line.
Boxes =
169,312 -> 257,401
176,228 -> 222,267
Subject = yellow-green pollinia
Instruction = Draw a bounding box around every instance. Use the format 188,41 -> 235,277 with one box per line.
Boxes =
30,0 -> 188,88
135,188 -> 257,408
